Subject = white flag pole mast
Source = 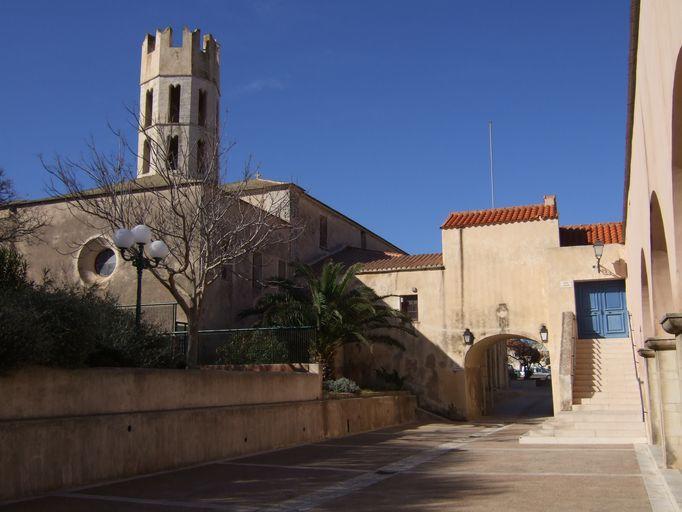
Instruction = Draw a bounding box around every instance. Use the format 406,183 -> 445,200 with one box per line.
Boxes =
488,120 -> 495,208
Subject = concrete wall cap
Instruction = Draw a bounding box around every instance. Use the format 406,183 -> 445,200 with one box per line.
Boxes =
644,337 -> 676,351
660,313 -> 682,335
637,348 -> 656,358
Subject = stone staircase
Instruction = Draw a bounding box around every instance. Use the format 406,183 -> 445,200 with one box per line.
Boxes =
521,338 -> 647,444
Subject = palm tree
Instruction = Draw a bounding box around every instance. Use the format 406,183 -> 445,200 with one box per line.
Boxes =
241,261 -> 414,379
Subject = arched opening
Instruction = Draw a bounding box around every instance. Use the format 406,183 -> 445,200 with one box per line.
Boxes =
641,250 -> 654,339
671,48 -> 682,307
141,140 -> 151,174
464,333 -> 552,419
144,88 -> 153,128
168,84 -> 181,123
650,193 -> 674,335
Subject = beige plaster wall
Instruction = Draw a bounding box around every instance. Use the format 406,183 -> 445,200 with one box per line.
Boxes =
623,0 -> 682,468
351,218 -> 626,418
625,0 -> 682,334
0,366 -> 415,501
0,366 -> 322,421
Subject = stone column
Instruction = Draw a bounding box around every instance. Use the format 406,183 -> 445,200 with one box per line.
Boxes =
647,322 -> 680,469
638,347 -> 662,446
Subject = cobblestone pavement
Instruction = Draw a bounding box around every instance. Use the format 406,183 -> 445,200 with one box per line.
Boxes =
1,420 -> 659,511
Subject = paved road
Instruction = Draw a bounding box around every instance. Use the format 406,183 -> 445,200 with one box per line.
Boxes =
1,420 -> 655,511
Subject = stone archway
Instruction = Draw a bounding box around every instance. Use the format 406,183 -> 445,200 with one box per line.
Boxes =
464,333 -> 550,419
641,250 -> 654,339
672,48 -> 682,306
650,192 -> 674,335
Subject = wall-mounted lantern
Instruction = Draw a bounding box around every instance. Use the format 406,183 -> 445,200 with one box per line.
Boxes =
593,240 -> 604,272
539,324 -> 549,343
463,328 -> 475,345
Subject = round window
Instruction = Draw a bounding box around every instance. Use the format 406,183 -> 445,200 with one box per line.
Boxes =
94,248 -> 116,277
78,237 -> 117,284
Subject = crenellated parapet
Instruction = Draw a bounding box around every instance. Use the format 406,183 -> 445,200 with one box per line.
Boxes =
140,27 -> 220,87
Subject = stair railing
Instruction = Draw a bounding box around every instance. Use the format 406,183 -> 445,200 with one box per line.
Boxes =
626,311 -> 646,423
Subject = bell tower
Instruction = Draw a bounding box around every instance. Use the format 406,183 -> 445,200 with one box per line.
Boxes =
137,27 -> 220,178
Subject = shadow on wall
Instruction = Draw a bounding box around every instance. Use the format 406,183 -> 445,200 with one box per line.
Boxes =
344,326 -> 467,420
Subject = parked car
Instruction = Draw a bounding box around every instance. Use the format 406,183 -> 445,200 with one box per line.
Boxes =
529,367 -> 551,381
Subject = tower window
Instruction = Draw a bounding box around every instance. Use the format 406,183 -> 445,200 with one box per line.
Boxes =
144,89 -> 153,128
142,140 -> 151,174
319,216 -> 328,249
361,230 -> 367,249
197,140 -> 206,175
167,136 -> 179,170
168,84 -> 181,123
198,89 -> 207,127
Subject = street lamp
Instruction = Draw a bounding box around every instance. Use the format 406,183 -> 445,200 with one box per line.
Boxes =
113,224 -> 169,328
463,328 -> 475,345
593,239 -> 604,273
539,324 -> 549,343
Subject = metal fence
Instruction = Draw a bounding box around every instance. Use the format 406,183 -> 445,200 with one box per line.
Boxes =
117,302 -> 186,333
171,326 -> 316,365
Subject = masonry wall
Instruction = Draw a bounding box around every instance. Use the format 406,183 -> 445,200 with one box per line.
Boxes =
351,219 -> 626,419
0,367 -> 416,501
623,0 -> 682,468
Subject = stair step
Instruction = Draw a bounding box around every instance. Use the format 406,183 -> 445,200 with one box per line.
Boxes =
541,421 -> 645,432
572,392 -> 640,399
572,403 -> 641,411
520,436 -> 647,445
556,411 -> 643,422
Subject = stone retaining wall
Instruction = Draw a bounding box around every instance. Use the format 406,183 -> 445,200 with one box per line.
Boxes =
0,367 -> 416,501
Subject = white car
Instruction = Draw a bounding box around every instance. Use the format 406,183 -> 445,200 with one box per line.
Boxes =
529,367 -> 551,381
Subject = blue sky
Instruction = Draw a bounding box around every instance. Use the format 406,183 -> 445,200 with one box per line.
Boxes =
0,0 -> 630,253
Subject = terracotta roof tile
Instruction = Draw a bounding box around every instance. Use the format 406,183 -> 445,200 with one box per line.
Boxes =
358,253 -> 443,273
441,204 -> 558,230
559,222 -> 624,246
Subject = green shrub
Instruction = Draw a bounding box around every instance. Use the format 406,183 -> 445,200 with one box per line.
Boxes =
323,377 -> 360,394
215,331 -> 290,364
0,246 -> 28,290
0,249 -> 182,372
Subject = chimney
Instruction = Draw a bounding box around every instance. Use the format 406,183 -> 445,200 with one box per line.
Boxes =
543,194 -> 556,207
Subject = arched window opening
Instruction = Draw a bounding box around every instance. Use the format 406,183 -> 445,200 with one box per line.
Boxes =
167,136 -> 179,171
650,193 -> 674,334
197,139 -> 206,175
168,84 -> 181,123
198,89 -> 207,127
144,89 -> 153,128
142,140 -> 151,174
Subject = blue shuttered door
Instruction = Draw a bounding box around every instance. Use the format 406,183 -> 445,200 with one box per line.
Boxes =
575,280 -> 629,339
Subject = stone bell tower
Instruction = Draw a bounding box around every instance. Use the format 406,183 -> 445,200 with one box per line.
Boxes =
137,27 -> 220,178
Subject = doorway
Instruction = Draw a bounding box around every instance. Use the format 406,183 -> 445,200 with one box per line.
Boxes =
575,280 -> 629,339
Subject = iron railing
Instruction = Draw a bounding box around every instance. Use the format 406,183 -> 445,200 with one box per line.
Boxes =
171,326 -> 316,365
117,302 -> 186,333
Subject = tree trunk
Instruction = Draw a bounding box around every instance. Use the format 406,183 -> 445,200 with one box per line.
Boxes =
186,316 -> 200,369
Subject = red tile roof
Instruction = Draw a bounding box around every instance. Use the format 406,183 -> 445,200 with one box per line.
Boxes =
441,203 -> 558,230
559,222 -> 624,246
358,253 -> 443,273
310,247 -> 399,272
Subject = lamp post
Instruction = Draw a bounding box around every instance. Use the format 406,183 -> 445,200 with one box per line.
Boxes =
113,224 -> 170,328
593,239 -> 604,273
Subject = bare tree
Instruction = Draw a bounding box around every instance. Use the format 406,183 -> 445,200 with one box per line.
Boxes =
0,168 -> 47,245
43,116 -> 300,367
